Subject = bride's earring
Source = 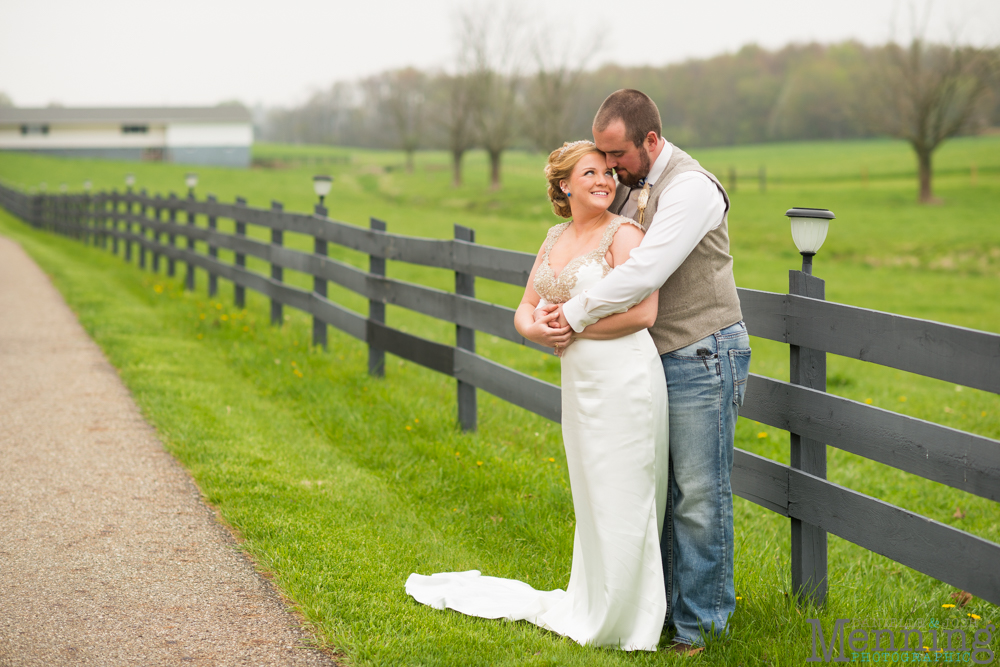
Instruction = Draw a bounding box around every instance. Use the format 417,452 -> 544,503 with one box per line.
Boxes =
563,189 -> 571,197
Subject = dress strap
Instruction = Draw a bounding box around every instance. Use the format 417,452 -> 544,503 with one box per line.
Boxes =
542,222 -> 571,256
596,218 -> 622,257
617,215 -> 646,233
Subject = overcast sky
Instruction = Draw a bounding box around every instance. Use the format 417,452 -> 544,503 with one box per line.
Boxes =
1,0 -> 998,109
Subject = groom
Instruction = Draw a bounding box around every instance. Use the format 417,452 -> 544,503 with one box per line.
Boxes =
553,89 -> 751,651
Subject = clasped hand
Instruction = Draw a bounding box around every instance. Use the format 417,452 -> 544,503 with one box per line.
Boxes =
529,304 -> 575,357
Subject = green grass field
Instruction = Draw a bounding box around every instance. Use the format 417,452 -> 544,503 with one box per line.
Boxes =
0,136 -> 997,666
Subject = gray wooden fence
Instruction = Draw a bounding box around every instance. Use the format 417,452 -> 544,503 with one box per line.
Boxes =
1,181 -> 998,608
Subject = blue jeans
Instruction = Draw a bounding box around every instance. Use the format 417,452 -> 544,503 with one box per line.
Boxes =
660,321 -> 751,646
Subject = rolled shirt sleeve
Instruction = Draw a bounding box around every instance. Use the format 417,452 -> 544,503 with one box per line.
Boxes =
562,172 -> 727,333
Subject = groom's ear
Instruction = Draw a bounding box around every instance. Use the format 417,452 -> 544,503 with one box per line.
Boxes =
643,131 -> 659,151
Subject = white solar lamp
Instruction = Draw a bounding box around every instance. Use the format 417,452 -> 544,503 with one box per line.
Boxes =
39,182 -> 47,192
125,174 -> 136,189
786,207 -> 835,275
60,183 -> 68,193
313,175 -> 333,206
185,172 -> 198,196
83,180 -> 92,192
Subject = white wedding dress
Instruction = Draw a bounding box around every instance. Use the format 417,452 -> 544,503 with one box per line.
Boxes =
406,217 -> 669,651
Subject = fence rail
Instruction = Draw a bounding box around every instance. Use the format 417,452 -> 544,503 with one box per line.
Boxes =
1,181 -> 997,606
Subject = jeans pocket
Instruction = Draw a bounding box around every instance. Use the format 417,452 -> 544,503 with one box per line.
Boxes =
728,348 -> 751,407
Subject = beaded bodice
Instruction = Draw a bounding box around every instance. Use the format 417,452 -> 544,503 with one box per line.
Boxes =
533,216 -> 643,304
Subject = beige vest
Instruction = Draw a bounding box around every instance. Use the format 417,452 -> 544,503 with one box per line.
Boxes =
611,145 -> 743,354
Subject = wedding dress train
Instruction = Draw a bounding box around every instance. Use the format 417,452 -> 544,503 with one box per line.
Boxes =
406,217 -> 668,651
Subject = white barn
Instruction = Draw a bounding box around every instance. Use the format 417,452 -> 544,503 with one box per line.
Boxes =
0,106 -> 253,167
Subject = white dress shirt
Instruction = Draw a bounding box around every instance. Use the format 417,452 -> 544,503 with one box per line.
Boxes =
562,140 -> 727,332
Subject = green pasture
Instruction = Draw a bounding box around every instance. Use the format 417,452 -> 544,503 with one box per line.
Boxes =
0,136 -> 997,666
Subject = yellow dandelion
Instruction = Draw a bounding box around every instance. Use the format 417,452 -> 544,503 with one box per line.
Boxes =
453,508 -> 458,512
548,457 -> 556,463
969,614 -> 981,620
942,604 -> 956,608
476,461 -> 483,466
196,333 -> 203,340
414,418 -> 419,423
757,432 -> 767,438
736,596 -> 743,601
405,425 -> 412,431
243,326 -> 249,332
199,313 -> 206,320
154,285 -> 163,293
291,361 -> 297,366
864,398 -> 873,405
899,396 -> 907,402
982,411 -> 988,417
221,314 -> 228,321
455,452 -> 460,457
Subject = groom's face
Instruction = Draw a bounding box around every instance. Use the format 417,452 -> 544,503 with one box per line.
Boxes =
593,119 -> 652,188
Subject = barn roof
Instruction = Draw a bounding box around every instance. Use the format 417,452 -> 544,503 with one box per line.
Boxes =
0,106 -> 252,124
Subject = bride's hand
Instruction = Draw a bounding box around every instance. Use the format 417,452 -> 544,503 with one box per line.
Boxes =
524,308 -> 573,350
533,303 -> 559,325
554,334 -> 577,357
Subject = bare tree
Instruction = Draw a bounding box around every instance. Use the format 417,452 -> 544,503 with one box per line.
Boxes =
365,68 -> 428,173
457,3 -> 526,190
872,37 -> 995,202
523,25 -> 599,152
429,72 -> 477,187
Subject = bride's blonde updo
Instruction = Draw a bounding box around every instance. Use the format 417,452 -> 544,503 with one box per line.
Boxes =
545,140 -> 605,219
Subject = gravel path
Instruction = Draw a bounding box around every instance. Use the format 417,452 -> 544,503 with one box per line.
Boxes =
0,235 -> 337,666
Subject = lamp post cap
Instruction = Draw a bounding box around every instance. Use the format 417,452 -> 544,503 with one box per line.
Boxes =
785,207 -> 835,220
313,175 -> 333,198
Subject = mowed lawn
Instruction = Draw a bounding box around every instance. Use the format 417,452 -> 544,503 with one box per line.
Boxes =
0,136 -> 997,666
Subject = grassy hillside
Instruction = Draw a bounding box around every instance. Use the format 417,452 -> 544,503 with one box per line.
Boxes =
0,136 -> 997,666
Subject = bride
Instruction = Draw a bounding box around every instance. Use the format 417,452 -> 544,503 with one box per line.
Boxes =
405,140 -> 668,651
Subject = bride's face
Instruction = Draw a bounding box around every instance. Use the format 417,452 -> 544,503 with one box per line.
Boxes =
561,153 -> 615,213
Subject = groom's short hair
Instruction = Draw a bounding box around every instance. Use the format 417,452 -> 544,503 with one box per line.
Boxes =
593,89 -> 662,147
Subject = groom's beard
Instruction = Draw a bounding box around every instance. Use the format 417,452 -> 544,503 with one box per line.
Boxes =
615,148 -> 651,188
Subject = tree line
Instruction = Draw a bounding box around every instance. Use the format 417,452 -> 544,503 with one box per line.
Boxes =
260,32 -> 999,202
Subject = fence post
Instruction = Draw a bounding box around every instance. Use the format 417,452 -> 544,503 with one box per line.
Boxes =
270,201 -> 283,326
124,189 -> 133,262
454,224 -> 477,432
759,166 -> 766,193
207,195 -> 218,297
33,194 -> 42,230
185,192 -> 196,291
312,202 -> 328,349
789,269 -> 828,606
111,191 -> 120,255
138,190 -> 147,269
152,196 -> 163,273
96,194 -> 104,247
728,166 -> 737,193
76,194 -> 83,240
84,192 -> 92,245
167,193 -> 177,277
368,217 -> 387,377
234,197 -> 247,309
